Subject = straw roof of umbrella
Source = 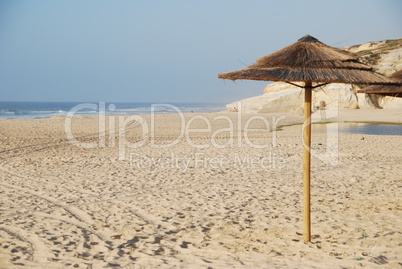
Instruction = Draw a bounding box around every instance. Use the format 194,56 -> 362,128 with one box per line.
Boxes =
218,35 -> 401,243
218,35 -> 401,86
357,69 -> 402,97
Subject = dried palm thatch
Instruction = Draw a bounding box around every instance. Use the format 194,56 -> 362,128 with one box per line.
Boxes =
218,35 -> 401,86
217,35 -> 401,243
357,70 -> 402,97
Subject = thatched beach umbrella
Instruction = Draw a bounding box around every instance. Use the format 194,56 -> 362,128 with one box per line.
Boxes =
358,69 -> 402,97
218,35 -> 401,242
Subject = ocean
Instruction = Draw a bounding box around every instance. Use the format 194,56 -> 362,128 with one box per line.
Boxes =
0,101 -> 226,120
281,122 -> 402,136
2,102 -> 401,136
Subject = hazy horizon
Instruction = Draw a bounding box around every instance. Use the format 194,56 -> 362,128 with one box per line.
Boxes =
1,0 -> 401,103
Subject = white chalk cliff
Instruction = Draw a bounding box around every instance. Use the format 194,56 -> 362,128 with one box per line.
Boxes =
227,38 -> 402,113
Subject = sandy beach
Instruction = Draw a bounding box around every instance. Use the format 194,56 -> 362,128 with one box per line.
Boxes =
0,109 -> 401,268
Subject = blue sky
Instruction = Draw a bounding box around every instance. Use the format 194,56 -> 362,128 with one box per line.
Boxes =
0,0 -> 401,103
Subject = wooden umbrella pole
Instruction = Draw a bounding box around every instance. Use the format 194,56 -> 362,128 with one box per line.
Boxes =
303,81 -> 313,242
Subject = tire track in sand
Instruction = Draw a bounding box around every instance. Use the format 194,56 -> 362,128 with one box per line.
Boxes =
0,165 -> 176,232
0,180 -> 114,243
0,166 -> 182,262
0,182 -> 93,225
0,225 -> 51,265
